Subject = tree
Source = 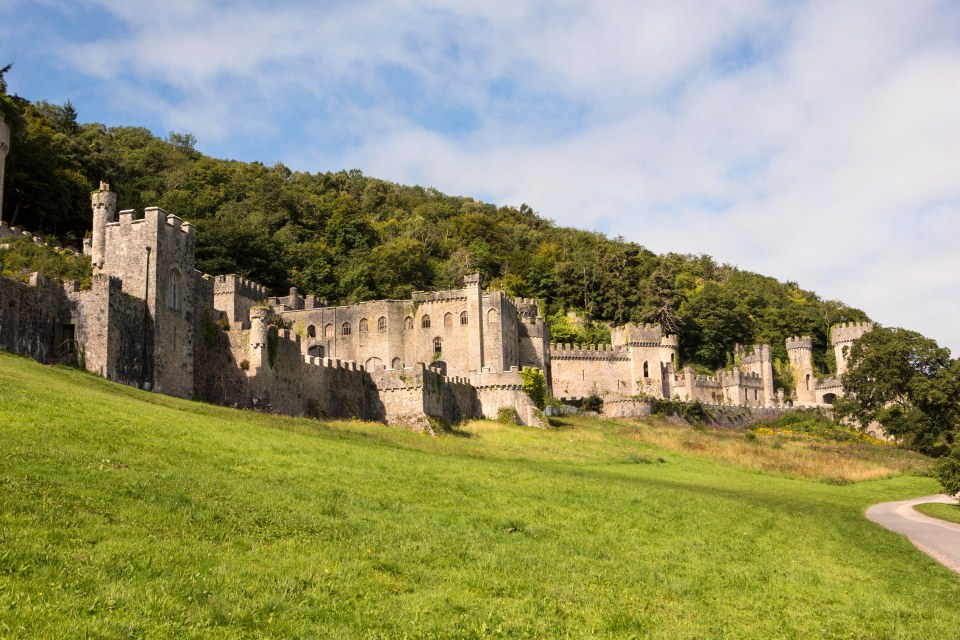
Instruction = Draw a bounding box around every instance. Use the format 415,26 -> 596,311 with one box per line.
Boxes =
934,443 -> 960,496
834,327 -> 960,455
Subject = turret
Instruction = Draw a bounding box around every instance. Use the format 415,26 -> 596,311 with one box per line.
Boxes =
831,322 -> 873,375
785,336 -> 815,405
91,181 -> 117,269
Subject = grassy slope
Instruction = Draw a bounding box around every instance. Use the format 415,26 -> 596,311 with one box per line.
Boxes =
1,351 -> 958,639
914,502 -> 960,525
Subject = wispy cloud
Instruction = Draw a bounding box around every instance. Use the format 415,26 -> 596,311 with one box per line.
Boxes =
4,0 -> 960,351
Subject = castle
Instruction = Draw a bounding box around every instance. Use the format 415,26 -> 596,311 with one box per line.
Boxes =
0,118 -> 872,426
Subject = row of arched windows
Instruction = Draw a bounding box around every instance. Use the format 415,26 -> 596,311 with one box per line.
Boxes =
304,308 -> 500,339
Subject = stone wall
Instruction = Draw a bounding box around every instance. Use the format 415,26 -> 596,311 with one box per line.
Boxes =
550,343 -> 632,400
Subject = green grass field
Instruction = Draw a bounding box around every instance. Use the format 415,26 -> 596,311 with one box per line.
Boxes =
914,502 -> 960,525
1,351 -> 958,638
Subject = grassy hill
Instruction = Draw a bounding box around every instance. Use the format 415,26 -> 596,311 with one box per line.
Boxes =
1,351 -> 958,638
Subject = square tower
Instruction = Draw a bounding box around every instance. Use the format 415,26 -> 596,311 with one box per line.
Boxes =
93,185 -> 197,398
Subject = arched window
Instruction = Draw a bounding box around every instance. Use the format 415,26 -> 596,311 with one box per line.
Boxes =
378,316 -> 387,331
404,316 -> 414,330
460,311 -> 468,325
167,270 -> 182,311
308,344 -> 324,358
391,357 -> 403,369
433,337 -> 442,356
443,312 -> 452,327
421,315 -> 431,329
307,324 -> 316,338
365,356 -> 383,371
805,373 -> 811,391
643,361 -> 649,378
342,322 -> 351,336
487,308 -> 498,323
324,323 -> 334,338
359,318 -> 368,332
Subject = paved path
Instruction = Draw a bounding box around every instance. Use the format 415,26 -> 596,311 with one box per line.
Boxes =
865,494 -> 960,574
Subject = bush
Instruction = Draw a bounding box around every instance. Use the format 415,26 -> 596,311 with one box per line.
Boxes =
582,395 -> 603,413
934,444 -> 960,497
519,367 -> 546,409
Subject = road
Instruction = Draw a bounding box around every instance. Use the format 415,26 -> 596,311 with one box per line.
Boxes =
865,494 -> 960,575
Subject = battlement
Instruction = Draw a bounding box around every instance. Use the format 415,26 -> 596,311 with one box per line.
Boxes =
660,334 -> 679,349
549,343 -> 629,360
739,343 -> 771,365
831,322 -> 874,345
108,207 -> 196,238
470,367 -> 524,390
785,336 -> 812,350
412,289 -> 469,304
302,355 -> 365,373
213,274 -> 269,301
611,323 -> 663,347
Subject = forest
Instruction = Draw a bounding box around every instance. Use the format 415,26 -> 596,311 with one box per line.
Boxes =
0,79 -> 870,385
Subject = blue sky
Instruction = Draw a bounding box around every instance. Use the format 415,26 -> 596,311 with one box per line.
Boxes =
3,0 -> 960,352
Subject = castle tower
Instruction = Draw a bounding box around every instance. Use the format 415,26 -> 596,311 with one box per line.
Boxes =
659,334 -> 679,397
785,336 -> 816,405
91,182 -> 117,269
738,344 -> 775,407
831,322 -> 874,376
0,115 -> 10,219
464,273 -> 485,373
618,323 -> 665,397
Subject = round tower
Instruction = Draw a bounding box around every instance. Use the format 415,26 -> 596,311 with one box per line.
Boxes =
831,322 -> 874,375
91,181 -> 117,269
0,115 -> 10,219
785,336 -> 815,405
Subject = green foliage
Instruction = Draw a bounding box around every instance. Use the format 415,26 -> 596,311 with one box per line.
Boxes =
751,410 -> 888,445
519,367 -> 546,410
496,407 -> 519,425
0,236 -> 92,288
0,92 -> 870,376
834,327 -> 960,455
934,444 -> 960,497
581,394 -> 603,413
652,399 -> 708,424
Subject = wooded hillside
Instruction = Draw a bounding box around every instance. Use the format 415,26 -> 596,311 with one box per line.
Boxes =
0,90 -> 869,378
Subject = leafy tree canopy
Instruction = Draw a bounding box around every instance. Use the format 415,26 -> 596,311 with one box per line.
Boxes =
835,327 -> 960,455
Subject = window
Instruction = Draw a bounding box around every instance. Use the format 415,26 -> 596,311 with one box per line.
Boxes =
643,361 -> 649,378
307,324 -> 316,338
324,323 -> 334,338
378,316 -> 387,331
167,270 -> 182,310
460,311 -> 468,325
365,356 -> 383,371
433,337 -> 442,356
359,318 -> 368,333
487,308 -> 498,323
805,373 -> 811,391
404,316 -> 414,330
444,312 -> 453,327
391,357 -> 403,369
308,344 -> 324,358
421,315 -> 431,329
342,322 -> 351,336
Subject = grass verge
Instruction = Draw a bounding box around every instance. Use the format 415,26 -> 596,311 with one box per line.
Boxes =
914,501 -> 960,525
1,351 -> 958,638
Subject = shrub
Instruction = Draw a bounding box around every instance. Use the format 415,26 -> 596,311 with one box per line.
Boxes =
519,367 -> 546,409
934,444 -> 960,497
582,395 -> 603,413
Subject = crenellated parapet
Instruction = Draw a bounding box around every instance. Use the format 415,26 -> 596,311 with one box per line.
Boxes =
739,343 -> 771,365
831,322 -> 873,346
785,336 -> 813,351
611,322 -> 664,348
549,343 -> 630,361
213,274 -> 269,301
